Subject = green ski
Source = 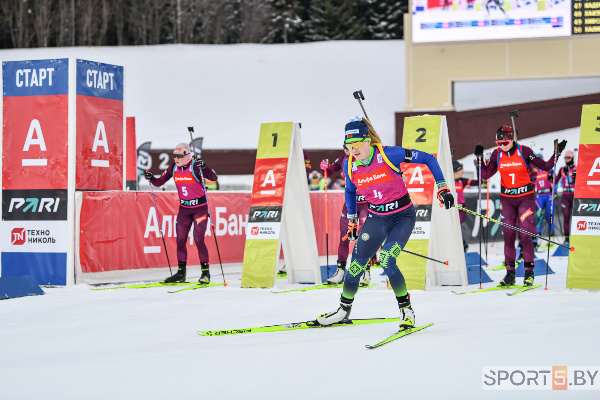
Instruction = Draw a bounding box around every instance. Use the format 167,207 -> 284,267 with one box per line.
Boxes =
273,283 -> 378,294
168,282 -> 225,293
92,281 -> 198,290
507,284 -> 542,296
452,285 -> 521,295
198,317 -> 401,336
366,322 -> 434,349
487,265 -> 507,271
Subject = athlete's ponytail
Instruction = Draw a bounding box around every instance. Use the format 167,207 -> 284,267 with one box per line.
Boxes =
362,118 -> 383,145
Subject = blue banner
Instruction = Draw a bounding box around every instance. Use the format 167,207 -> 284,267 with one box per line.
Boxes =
1,252 -> 67,286
76,59 -> 123,100
2,59 -> 69,97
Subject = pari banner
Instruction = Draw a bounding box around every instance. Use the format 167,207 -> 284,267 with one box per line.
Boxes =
76,59 -> 124,190
2,59 -> 70,285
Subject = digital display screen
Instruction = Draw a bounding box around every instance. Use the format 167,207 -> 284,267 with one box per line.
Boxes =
572,0 -> 600,34
412,0 -> 573,43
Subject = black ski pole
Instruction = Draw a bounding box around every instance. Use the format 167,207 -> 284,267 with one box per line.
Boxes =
148,178 -> 173,276
510,110 -> 519,142
342,232 -> 448,265
353,90 -> 370,122
545,139 -> 559,290
455,205 -> 573,250
187,126 -> 227,286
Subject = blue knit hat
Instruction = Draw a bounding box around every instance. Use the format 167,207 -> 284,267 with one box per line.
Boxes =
344,117 -> 370,143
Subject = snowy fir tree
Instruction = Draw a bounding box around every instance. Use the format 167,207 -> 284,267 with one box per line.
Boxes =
263,0 -> 305,43
305,0 -> 363,41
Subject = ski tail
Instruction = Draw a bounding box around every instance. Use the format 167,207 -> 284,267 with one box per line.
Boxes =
366,322 -> 434,349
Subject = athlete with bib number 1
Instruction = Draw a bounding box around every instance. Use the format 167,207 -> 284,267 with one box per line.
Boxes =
475,126 -> 565,287
144,143 -> 218,284
314,117 -> 454,331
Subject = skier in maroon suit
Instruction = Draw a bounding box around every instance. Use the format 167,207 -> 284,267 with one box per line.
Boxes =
145,142 -> 218,283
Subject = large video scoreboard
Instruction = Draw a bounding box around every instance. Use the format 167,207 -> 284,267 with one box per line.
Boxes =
412,0 -> 599,43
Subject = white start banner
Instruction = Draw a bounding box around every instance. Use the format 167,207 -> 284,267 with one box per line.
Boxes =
245,222 -> 281,240
1,220 -> 69,253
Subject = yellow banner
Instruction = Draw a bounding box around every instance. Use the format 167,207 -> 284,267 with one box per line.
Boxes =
398,115 -> 442,288
567,236 -> 600,289
398,239 -> 429,290
256,122 -> 293,159
402,115 -> 441,154
241,239 -> 279,287
579,104 -> 600,145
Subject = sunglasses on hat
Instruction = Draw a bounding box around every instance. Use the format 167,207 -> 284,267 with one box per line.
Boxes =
173,153 -> 188,159
495,140 -> 510,147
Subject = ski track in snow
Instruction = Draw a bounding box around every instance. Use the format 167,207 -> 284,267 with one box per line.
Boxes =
1,244 -> 599,399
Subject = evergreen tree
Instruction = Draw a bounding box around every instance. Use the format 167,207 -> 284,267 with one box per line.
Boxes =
305,0 -> 363,41
361,0 -> 407,40
263,0 -> 304,43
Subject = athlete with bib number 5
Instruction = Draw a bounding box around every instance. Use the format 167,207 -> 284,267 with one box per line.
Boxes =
144,143 -> 218,284
315,117 -> 454,330
475,126 -> 566,287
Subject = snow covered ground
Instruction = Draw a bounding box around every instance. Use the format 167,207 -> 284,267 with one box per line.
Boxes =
2,242 -> 600,399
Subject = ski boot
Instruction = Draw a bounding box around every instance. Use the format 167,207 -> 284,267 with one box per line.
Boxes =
199,262 -> 210,284
499,269 -> 516,286
370,255 -> 381,268
397,295 -> 415,329
316,296 -> 352,326
523,267 -> 535,286
164,262 -> 186,283
277,264 -> 287,277
327,261 -> 346,284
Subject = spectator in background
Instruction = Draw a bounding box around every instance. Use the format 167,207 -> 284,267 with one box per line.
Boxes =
555,150 -> 577,244
453,160 -> 478,252
204,178 -> 219,190
309,170 -> 321,191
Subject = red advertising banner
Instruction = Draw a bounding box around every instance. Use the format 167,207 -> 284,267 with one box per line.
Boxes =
79,191 -> 345,273
126,117 -> 137,184
574,144 -> 600,199
2,96 -> 69,190
250,158 -> 288,206
75,59 -> 124,190
401,163 -> 436,205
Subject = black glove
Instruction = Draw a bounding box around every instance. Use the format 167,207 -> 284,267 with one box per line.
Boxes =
474,144 -> 484,158
571,171 -> 576,180
144,170 -> 153,181
437,187 -> 454,209
197,159 -> 206,169
556,140 -> 567,156
346,215 -> 359,241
